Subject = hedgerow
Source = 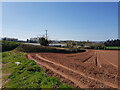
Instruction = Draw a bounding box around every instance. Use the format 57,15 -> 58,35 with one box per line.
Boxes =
2,40 -> 20,52
16,44 -> 85,53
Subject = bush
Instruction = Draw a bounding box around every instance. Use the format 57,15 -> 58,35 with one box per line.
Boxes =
16,44 -> 85,53
2,40 -> 20,52
39,37 -> 49,46
87,45 -> 106,50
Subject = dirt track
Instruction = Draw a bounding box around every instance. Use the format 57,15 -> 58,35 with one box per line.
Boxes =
27,50 -> 118,88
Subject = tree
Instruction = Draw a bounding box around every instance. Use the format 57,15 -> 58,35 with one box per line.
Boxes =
39,37 -> 49,46
104,39 -> 120,46
67,41 -> 74,48
27,39 -> 29,42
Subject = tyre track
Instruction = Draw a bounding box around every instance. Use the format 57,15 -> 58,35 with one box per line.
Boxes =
35,54 -> 117,88
27,54 -> 88,88
27,53 -> 117,88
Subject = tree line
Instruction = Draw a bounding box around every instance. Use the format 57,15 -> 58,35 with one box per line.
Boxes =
104,39 -> 120,46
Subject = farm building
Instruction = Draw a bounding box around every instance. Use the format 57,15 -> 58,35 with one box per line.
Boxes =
28,37 -> 40,43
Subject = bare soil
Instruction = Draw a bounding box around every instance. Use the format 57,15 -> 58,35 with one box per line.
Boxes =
27,50 -> 118,88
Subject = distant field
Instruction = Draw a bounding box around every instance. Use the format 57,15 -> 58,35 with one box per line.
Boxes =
106,47 -> 120,50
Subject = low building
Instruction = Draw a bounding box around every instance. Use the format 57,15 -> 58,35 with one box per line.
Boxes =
29,37 -> 40,43
2,37 -> 18,42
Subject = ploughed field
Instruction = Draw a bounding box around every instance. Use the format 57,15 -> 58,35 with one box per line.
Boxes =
27,50 -> 119,88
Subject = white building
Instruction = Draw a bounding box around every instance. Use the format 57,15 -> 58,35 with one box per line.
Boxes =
30,37 -> 40,43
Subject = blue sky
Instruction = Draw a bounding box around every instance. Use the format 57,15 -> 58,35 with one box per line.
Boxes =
2,2 -> 118,41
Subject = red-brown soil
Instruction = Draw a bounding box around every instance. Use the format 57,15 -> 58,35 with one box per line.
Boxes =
27,50 -> 118,88
96,50 -> 118,67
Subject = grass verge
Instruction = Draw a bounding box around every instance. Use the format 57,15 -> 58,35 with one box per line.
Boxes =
2,51 -> 73,88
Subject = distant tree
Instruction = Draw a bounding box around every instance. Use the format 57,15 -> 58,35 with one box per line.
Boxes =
67,41 -> 74,48
2,37 -> 6,40
39,37 -> 49,46
80,44 -> 84,47
104,39 -> 120,46
27,39 -> 29,42
48,40 -> 52,44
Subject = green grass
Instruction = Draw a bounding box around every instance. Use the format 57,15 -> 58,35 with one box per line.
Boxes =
105,47 -> 120,50
2,51 -> 73,88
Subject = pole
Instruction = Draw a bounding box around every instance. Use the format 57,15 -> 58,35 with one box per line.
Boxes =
45,30 -> 47,40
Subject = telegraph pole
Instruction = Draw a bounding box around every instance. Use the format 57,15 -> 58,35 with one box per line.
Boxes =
45,30 -> 48,40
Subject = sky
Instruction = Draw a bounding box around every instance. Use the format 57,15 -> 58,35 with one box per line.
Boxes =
2,2 -> 118,41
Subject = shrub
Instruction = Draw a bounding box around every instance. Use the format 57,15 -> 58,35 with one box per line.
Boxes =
39,37 -> 49,46
16,44 -> 85,53
2,40 -> 20,52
